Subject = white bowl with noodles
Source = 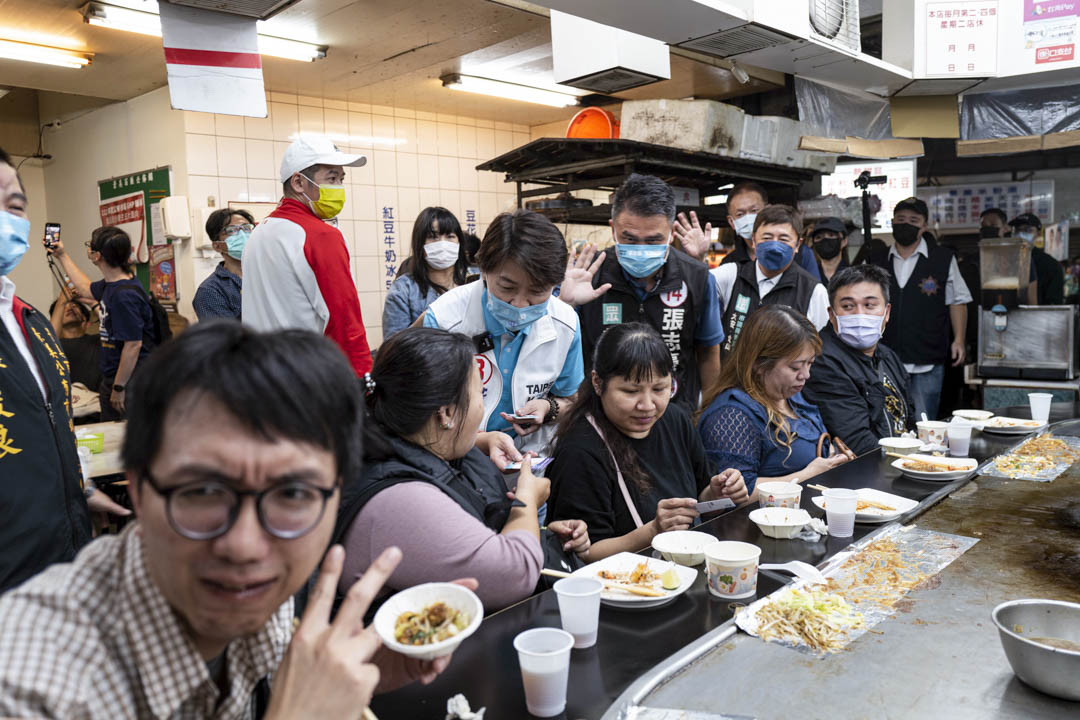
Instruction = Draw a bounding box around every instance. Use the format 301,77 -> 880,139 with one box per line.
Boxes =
373,582 -> 483,660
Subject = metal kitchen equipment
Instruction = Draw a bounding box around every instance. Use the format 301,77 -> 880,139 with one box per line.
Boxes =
977,238 -> 1078,379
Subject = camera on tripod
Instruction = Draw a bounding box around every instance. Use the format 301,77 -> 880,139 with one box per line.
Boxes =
854,170 -> 887,190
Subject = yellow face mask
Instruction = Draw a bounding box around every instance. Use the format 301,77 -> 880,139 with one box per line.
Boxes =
301,175 -> 346,219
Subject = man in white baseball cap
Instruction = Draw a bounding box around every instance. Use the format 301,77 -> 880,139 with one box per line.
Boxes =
242,135 -> 374,375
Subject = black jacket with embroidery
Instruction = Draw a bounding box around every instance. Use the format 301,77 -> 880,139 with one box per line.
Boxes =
0,295 -> 91,592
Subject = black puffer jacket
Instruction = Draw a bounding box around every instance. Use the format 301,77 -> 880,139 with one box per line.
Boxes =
804,324 -> 916,456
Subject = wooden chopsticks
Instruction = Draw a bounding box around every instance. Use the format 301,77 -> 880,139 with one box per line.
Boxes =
540,568 -> 666,598
807,483 -> 829,492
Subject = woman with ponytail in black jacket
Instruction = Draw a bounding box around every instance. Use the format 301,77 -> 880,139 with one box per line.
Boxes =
334,327 -> 591,612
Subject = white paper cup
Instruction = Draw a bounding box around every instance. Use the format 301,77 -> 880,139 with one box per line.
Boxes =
756,481 -> 803,509
553,577 -> 602,649
514,628 -> 575,717
916,420 -> 949,446
947,421 -> 972,457
705,541 -> 762,599
1029,393 -> 1053,423
822,488 -> 858,538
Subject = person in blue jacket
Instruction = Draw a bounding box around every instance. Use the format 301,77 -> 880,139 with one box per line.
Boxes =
697,304 -> 855,497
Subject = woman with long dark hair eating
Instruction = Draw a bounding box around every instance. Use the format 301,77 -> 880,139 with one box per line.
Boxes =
547,323 -> 748,560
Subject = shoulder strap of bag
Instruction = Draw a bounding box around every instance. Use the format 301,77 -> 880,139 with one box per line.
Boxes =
585,413 -> 644,529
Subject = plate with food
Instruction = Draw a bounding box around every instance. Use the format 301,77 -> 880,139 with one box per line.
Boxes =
571,552 -> 697,610
891,454 -> 978,481
981,416 -> 1048,435
811,488 -> 918,523
980,434 -> 1080,481
373,582 -> 483,660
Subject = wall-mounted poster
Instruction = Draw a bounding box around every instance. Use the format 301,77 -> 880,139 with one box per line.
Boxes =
97,167 -> 171,268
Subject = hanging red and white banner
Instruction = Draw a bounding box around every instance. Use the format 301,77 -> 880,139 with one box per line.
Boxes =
159,2 -> 267,118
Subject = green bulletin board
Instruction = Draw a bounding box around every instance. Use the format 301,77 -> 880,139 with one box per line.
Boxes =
97,167 -> 171,288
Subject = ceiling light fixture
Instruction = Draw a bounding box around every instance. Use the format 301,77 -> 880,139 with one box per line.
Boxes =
0,39 -> 92,69
82,2 -> 326,62
441,74 -> 580,108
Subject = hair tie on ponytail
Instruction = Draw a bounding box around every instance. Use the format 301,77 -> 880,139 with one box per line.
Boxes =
363,372 -> 377,397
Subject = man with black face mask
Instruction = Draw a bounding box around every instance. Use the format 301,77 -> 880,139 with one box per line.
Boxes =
873,197 -> 971,421
808,217 -> 849,284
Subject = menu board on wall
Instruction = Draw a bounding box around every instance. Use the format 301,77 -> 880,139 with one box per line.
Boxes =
918,180 -> 1054,229
820,160 -> 917,233
924,0 -> 1000,76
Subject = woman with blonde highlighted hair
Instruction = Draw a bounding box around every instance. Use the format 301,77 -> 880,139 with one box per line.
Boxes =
697,305 -> 855,499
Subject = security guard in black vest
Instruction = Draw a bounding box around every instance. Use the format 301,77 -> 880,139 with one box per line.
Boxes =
711,205 -> 830,357
566,174 -> 725,408
873,197 -> 971,421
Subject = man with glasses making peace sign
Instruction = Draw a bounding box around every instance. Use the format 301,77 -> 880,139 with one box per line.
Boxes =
0,322 -> 472,718
194,208 -> 255,321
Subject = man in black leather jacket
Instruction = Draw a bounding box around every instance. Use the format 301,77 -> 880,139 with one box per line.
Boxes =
804,264 -> 916,456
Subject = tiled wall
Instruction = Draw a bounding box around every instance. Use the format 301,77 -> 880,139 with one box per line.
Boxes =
182,93 -> 532,346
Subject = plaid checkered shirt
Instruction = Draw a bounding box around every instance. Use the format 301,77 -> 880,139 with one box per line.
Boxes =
0,525 -> 293,719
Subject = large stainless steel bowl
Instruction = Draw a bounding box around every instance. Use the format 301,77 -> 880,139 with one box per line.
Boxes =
992,599 -> 1080,701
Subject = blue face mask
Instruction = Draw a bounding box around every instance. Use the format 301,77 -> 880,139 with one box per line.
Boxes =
226,230 -> 250,260
485,287 -> 548,332
616,242 -> 669,278
756,240 -> 795,272
0,211 -> 30,276
1017,231 -> 1036,243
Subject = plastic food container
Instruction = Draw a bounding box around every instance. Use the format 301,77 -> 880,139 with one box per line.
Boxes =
748,507 -> 812,539
651,530 -> 718,566
916,421 -> 949,446
756,481 -> 803,509
878,437 -> 923,456
705,541 -> 762,599
75,432 -> 104,454
373,582 -> 483,661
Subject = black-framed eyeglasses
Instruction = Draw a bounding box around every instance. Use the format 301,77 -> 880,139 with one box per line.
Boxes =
140,471 -> 337,541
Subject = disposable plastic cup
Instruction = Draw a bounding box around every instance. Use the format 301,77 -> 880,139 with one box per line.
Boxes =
514,628 -> 575,717
822,488 -> 858,538
1029,393 -> 1053,423
947,421 -> 973,457
553,577 -> 602,649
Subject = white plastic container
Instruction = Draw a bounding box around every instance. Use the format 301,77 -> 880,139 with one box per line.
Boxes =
651,530 -> 718,566
372,582 -> 483,661
756,481 -> 803,509
553,577 -> 602,649
514,628 -> 575,717
705,541 -> 762,599
749,507 -> 812,539
916,420 -> 949,446
1029,393 -> 1053,423
947,420 -> 973,457
878,436 -> 924,456
822,488 -> 858,538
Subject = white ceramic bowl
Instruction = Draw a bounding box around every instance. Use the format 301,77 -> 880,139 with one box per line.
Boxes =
953,409 -> 994,422
748,507 -> 812,539
373,582 -> 483,661
651,530 -> 718,566
756,481 -> 803,509
878,436 -> 924,456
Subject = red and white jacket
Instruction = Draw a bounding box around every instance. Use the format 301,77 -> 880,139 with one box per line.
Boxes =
242,198 -> 373,375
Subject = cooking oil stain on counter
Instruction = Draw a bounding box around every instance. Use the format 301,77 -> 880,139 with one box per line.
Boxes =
917,470 -> 1080,598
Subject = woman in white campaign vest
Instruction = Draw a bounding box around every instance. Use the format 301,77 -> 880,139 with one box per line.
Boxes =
423,210 -> 585,458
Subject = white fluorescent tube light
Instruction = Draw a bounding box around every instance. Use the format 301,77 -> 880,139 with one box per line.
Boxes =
83,2 -> 326,62
0,39 -> 92,69
442,74 -> 580,108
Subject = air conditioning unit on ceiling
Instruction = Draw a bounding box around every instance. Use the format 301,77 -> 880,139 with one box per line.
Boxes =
809,0 -> 861,55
